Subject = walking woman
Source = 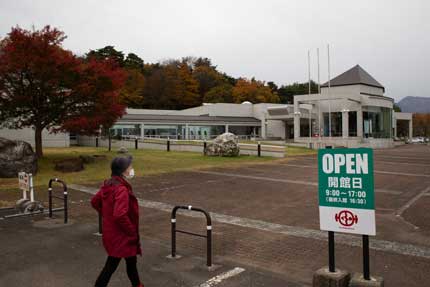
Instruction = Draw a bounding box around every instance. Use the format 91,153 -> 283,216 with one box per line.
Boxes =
91,155 -> 144,287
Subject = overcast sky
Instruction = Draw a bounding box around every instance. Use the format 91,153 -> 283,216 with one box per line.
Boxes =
1,0 -> 429,101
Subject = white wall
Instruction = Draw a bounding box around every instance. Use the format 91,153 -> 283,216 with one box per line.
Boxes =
321,85 -> 361,96
0,127 -> 70,147
177,103 -> 255,117
360,94 -> 393,108
359,85 -> 384,96
208,103 -> 254,117
394,112 -> 412,121
174,105 -> 210,116
252,104 -> 287,139
321,85 -> 391,108
266,120 -> 285,139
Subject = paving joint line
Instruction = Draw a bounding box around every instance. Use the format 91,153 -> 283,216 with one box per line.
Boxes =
146,179 -> 226,193
195,170 -> 403,195
71,184 -> 430,260
280,163 -> 430,178
196,267 -> 245,287
195,170 -> 318,186
396,186 -> 430,216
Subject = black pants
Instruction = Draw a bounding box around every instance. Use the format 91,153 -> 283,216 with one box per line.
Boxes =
95,256 -> 141,287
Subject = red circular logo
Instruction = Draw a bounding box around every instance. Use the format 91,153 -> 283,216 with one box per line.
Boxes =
335,210 -> 358,227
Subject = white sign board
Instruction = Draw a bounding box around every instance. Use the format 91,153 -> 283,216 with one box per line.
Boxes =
18,172 -> 30,191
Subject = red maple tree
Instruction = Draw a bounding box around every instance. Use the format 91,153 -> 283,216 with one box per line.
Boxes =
0,26 -> 126,157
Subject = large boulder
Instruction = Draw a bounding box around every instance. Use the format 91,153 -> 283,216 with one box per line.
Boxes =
205,133 -> 240,157
117,146 -> 128,154
0,137 -> 38,178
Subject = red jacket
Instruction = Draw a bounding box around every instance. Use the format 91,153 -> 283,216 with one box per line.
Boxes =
91,176 -> 142,258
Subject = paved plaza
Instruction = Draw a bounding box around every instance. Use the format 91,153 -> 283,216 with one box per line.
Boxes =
1,144 -> 429,286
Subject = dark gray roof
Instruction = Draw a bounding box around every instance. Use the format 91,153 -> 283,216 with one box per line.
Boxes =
322,65 -> 384,91
119,114 -> 261,125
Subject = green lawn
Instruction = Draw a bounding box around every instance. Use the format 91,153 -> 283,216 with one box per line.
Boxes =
285,145 -> 317,156
0,144 -> 316,192
0,147 -> 276,191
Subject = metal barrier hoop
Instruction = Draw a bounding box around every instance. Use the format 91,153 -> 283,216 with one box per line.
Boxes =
48,178 -> 68,224
171,205 -> 212,267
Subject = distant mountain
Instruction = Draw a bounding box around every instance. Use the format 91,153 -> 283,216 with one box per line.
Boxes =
397,96 -> 430,113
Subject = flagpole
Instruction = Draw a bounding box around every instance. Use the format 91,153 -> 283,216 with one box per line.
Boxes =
328,44 -> 332,139
317,48 -> 321,142
308,50 -> 312,144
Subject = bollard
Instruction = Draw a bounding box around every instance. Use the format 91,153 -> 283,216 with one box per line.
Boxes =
108,134 -> 112,152
167,139 -> 170,152
48,187 -> 52,218
135,138 -> 138,150
64,188 -> 68,224
257,141 -> 261,157
207,222 -> 212,267
96,137 -> 99,148
171,217 -> 176,258
203,140 -> 207,155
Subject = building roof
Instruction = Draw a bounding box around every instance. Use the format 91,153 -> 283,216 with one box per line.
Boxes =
321,65 -> 385,92
119,114 -> 261,125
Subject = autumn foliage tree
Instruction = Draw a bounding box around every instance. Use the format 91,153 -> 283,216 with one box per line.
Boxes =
413,113 -> 430,137
84,48 -> 289,109
204,84 -> 234,103
141,60 -> 200,109
76,45 -> 325,109
0,26 -> 126,157
119,69 -> 145,107
177,61 -> 200,107
190,58 -> 226,101
232,78 -> 280,104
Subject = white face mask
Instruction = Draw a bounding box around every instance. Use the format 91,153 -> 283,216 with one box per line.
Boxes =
125,168 -> 135,179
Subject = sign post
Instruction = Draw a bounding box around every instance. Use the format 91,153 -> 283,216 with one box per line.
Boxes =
318,148 -> 375,279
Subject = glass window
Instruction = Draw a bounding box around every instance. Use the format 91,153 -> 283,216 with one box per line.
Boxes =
396,120 -> 409,138
188,126 -> 225,140
144,125 -> 178,139
363,107 -> 392,138
110,124 -> 141,138
228,126 -> 256,137
299,118 -> 315,137
349,111 -> 357,137
323,112 -> 342,137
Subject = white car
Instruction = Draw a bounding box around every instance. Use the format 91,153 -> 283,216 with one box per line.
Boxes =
410,137 -> 425,144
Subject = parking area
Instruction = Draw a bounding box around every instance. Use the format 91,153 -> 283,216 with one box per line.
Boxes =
1,144 -> 429,286
129,144 -> 430,244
